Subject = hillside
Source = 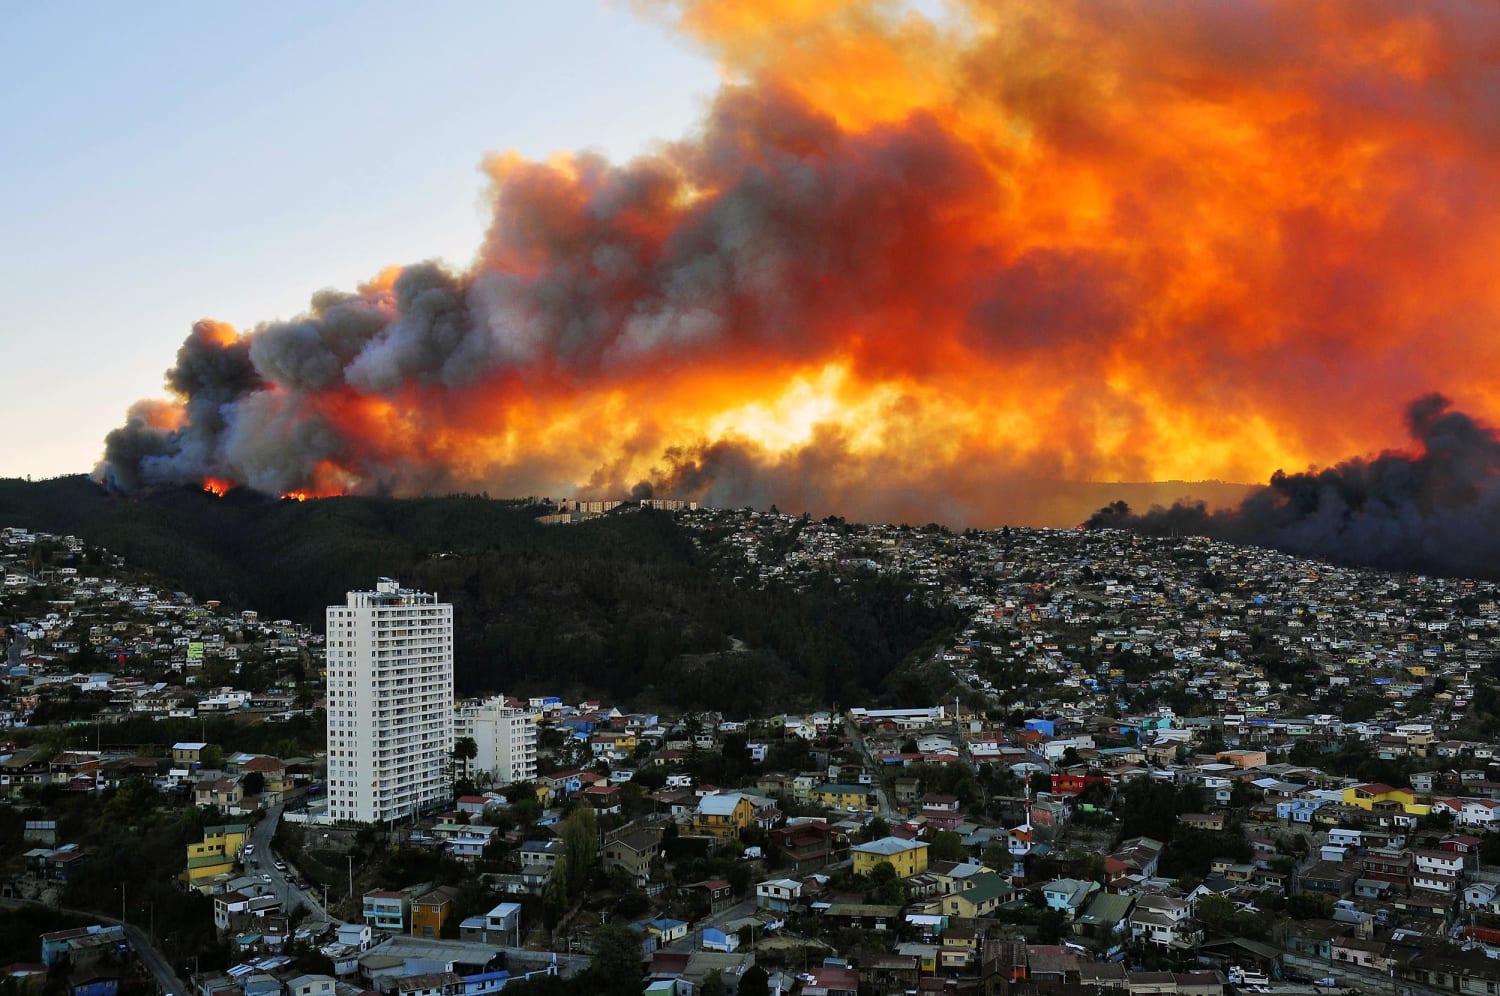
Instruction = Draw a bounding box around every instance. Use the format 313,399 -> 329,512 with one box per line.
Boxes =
0,477 -> 961,713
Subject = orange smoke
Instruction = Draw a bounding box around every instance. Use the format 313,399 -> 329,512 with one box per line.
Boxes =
97,1 -> 1500,528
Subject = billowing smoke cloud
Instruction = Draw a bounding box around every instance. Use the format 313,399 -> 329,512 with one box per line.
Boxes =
95,2 -> 1500,533
1087,395 -> 1500,578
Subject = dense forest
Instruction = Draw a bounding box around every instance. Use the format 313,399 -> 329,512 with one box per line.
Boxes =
0,477 -> 961,713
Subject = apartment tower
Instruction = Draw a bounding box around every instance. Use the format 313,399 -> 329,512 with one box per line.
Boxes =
326,578 -> 453,823
455,696 -> 539,787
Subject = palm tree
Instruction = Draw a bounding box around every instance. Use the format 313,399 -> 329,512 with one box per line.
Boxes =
451,737 -> 479,782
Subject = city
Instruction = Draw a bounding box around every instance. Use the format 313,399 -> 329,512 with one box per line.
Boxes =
5,505 -> 1500,995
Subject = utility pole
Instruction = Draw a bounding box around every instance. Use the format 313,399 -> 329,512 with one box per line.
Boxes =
347,853 -> 354,900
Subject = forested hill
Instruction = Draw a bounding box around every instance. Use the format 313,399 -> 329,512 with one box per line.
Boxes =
0,477 -> 961,713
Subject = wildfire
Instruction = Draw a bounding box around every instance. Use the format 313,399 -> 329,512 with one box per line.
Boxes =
280,492 -> 309,502
94,2 -> 1500,529
203,478 -> 231,497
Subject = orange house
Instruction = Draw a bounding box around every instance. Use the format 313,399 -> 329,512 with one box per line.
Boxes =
411,885 -> 460,938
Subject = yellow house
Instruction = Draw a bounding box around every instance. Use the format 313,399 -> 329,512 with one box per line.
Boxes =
1342,783 -> 1430,816
813,784 -> 874,811
940,873 -> 1012,918
186,823 -> 249,889
852,836 -> 929,878
690,793 -> 755,838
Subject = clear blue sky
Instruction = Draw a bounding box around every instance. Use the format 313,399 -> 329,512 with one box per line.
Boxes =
0,0 -> 719,479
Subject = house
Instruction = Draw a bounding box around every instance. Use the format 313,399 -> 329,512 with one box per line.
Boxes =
939,872 -> 1011,918
689,793 -> 755,838
195,778 -> 243,811
1073,892 -> 1135,958
689,880 -> 735,915
394,973 -> 464,996
632,917 -> 689,945
812,784 -> 875,812
1041,878 -> 1098,920
518,840 -> 565,890
412,886 -> 461,938
699,927 -> 739,953
769,822 -> 839,873
172,742 -> 210,764
1129,895 -> 1201,949
286,975 -> 337,996
802,966 -> 859,996
336,924 -> 372,951
1342,783 -> 1430,816
601,829 -> 660,888
852,837 -> 929,879
756,879 -> 803,913
186,824 -> 249,891
460,903 -> 521,945
363,891 -> 409,932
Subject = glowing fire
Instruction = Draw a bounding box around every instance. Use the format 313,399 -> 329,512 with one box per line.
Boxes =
280,492 -> 309,502
95,2 -> 1500,529
203,478 -> 231,497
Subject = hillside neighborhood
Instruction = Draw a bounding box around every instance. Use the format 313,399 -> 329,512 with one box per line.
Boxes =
7,508 -> 1500,996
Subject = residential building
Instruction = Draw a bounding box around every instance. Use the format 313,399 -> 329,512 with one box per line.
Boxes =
689,793 -> 754,838
326,579 -> 454,823
454,695 -> 538,787
412,885 -> 461,938
363,891 -> 409,932
852,837 -> 929,879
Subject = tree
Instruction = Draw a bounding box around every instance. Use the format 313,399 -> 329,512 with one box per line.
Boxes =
241,771 -> 265,797
927,830 -> 966,863
981,842 -> 1011,871
739,965 -> 770,996
863,862 -> 908,906
542,858 -> 569,930
451,737 -> 479,782
587,924 -> 644,996
562,807 -> 600,896
701,970 -> 726,996
863,816 -> 891,841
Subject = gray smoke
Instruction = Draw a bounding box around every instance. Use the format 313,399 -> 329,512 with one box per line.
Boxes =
1087,395 -> 1500,579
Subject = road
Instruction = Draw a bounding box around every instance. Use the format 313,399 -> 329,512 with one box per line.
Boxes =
843,718 -> 899,820
6,632 -> 27,669
251,803 -> 334,926
0,897 -> 188,996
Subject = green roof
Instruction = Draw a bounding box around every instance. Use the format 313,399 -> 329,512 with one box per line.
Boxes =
205,824 -> 249,834
188,854 -> 234,869
1077,891 -> 1134,926
817,784 -> 869,795
955,873 -> 1012,905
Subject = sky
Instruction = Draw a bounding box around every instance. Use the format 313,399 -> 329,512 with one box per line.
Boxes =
0,0 -> 720,480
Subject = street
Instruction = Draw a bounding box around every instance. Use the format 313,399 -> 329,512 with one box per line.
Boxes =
843,717 -> 899,821
251,803 -> 335,926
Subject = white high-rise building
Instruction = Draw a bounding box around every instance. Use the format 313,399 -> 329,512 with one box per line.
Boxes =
325,578 -> 454,823
455,696 -> 539,787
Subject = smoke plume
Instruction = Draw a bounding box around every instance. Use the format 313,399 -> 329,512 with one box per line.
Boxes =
96,1 -> 1500,534
1088,395 -> 1500,579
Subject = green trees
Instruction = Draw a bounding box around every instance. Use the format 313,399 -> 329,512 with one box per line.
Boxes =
586,924 -> 645,996
927,830 -> 965,863
863,862 -> 908,906
451,737 -> 479,781
561,808 -> 600,896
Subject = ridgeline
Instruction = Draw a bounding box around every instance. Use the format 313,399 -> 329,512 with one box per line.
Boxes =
0,477 -> 961,714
